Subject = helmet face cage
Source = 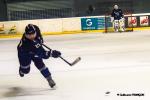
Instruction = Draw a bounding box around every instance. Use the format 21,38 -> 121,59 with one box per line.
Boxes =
114,5 -> 119,10
25,24 -> 37,40
25,32 -> 37,40
25,24 -> 36,35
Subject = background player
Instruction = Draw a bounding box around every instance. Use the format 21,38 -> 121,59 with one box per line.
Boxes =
17,24 -> 61,88
111,5 -> 125,32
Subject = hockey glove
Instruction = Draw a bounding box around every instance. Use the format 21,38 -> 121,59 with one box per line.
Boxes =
33,46 -> 51,59
111,17 -> 114,22
51,50 -> 61,58
43,51 -> 51,59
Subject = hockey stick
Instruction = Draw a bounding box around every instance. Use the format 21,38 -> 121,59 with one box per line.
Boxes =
59,56 -> 81,66
42,44 -> 81,66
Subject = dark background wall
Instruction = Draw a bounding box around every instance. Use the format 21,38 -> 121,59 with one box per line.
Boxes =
0,0 -> 150,21
74,0 -> 150,16
0,0 -> 7,21
133,0 -> 150,13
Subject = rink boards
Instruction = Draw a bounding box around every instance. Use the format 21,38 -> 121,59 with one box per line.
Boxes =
0,13 -> 150,38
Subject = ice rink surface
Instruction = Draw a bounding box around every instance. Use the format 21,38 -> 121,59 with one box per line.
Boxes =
0,30 -> 150,100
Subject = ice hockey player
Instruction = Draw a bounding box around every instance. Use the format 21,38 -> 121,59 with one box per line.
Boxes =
17,24 -> 61,88
111,5 -> 125,32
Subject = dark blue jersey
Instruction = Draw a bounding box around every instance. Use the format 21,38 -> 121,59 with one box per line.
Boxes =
111,9 -> 123,20
17,25 -> 44,54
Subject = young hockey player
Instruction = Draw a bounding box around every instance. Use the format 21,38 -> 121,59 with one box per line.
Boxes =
111,5 -> 125,32
17,24 -> 61,88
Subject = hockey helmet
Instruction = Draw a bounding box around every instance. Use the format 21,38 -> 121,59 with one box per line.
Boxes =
25,24 -> 36,35
114,5 -> 119,10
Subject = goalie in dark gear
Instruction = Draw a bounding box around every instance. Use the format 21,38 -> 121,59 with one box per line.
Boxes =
111,5 -> 125,32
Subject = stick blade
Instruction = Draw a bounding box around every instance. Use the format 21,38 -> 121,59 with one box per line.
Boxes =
71,57 -> 81,66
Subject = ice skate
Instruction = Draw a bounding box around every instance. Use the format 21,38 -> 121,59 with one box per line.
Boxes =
19,70 -> 24,77
47,76 -> 56,88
